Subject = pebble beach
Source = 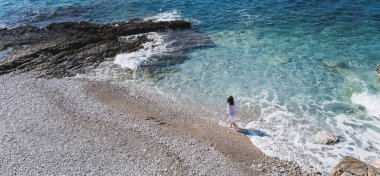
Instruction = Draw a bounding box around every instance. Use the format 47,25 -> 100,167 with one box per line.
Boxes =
0,73 -> 306,175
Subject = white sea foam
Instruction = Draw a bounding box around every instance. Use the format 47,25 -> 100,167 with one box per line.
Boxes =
144,10 -> 182,22
351,92 -> 380,117
236,9 -> 259,26
245,74 -> 380,173
114,10 -> 189,70
244,89 -> 380,174
114,32 -> 171,70
143,10 -> 200,24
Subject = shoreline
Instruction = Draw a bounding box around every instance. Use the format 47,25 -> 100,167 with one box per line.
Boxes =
0,19 -> 309,175
84,75 -> 310,175
0,73 -> 307,175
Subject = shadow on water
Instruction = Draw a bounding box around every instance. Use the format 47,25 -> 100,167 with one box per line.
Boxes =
237,128 -> 270,137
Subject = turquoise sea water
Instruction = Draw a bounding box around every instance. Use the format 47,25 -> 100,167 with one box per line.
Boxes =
2,0 -> 380,173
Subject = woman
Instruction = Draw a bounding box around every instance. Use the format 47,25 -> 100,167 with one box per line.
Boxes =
226,96 -> 238,130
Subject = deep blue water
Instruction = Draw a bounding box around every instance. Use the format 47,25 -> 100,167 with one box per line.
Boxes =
2,0 -> 380,172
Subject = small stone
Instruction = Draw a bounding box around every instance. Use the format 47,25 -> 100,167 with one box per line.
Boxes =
313,131 -> 338,145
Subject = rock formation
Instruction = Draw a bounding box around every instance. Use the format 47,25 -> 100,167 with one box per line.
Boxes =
313,131 -> 338,145
0,19 -> 191,78
331,156 -> 380,176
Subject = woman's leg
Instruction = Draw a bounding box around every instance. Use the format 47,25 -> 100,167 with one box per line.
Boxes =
231,122 -> 238,130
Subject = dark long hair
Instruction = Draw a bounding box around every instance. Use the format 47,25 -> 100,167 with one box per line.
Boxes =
227,96 -> 234,105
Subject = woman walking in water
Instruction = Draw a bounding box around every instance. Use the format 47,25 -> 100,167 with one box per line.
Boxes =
226,96 -> 238,130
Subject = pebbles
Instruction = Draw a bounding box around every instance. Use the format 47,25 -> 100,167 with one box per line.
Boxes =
0,74 -> 241,175
0,73 -> 310,175
251,157 -> 306,176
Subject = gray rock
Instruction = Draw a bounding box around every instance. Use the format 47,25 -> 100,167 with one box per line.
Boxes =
313,131 -> 338,145
331,156 -> 380,176
0,20 -> 191,77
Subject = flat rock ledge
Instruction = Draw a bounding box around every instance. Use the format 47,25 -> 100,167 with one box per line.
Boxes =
313,130 -> 338,145
331,156 -> 380,176
0,19 -> 190,78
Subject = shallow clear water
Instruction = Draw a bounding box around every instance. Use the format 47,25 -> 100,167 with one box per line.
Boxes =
2,0 -> 380,173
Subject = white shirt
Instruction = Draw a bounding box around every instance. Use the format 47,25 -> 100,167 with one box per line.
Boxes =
227,104 -> 236,118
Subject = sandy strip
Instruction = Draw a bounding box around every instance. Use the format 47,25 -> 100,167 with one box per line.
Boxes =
0,73 -> 307,175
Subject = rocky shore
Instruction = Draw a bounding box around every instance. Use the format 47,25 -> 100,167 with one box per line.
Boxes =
0,19 -> 190,77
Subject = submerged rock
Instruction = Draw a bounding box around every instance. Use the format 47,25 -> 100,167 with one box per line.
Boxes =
322,60 -> 350,74
331,156 -> 380,176
323,60 -> 350,69
313,131 -> 338,145
272,55 -> 290,63
0,19 -> 191,78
